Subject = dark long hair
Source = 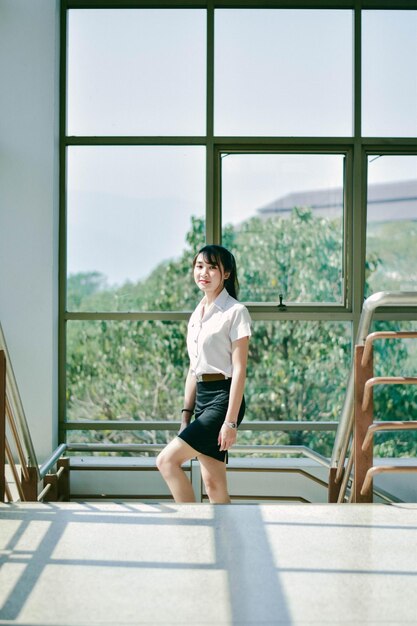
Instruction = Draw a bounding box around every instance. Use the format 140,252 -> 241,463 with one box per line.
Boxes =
193,245 -> 239,300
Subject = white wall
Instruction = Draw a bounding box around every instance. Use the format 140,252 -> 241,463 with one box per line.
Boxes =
0,0 -> 60,461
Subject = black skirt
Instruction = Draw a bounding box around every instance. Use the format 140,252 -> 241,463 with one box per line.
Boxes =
177,379 -> 245,462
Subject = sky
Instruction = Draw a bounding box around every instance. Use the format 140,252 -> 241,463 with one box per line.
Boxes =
66,9 -> 417,286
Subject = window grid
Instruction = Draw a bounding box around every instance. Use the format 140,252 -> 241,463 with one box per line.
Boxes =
59,0 -> 417,438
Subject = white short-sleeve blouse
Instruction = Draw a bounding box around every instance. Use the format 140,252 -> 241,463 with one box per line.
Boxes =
187,288 -> 252,379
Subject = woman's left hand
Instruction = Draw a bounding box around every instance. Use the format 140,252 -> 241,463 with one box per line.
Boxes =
218,424 -> 237,451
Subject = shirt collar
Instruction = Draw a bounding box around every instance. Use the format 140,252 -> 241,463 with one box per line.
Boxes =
198,288 -> 230,316
213,288 -> 230,311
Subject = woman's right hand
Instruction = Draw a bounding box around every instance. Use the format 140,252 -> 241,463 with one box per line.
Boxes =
179,407 -> 193,434
178,420 -> 189,435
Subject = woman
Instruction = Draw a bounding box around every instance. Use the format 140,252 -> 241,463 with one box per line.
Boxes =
156,245 -> 251,504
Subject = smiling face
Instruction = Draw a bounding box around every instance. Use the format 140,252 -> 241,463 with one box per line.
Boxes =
193,253 -> 230,301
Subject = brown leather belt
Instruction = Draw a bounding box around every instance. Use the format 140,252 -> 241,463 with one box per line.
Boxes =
199,373 -> 230,382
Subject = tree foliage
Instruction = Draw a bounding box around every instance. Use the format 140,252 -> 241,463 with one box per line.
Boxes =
66,210 -> 417,457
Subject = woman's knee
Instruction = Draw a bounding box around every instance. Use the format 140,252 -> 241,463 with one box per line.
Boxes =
203,473 -> 227,499
157,438 -> 196,477
156,450 -> 169,474
156,449 -> 180,475
203,474 -> 217,497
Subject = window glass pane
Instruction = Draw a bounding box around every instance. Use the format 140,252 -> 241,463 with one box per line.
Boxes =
66,319 -> 351,459
215,10 -> 353,136
66,320 -> 188,448
369,321 -> 417,458
240,321 -> 350,457
365,155 -> 417,297
222,153 -> 345,303
67,146 -> 205,311
67,9 -> 206,135
362,11 -> 417,137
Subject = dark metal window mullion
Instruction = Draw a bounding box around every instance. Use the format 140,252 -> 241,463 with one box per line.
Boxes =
206,2 -> 218,244
352,2 -> 365,344
59,0 -> 69,443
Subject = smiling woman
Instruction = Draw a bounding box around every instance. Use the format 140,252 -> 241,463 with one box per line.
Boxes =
156,245 -> 251,503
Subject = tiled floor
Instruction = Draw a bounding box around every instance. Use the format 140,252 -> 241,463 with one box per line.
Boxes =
0,502 -> 416,625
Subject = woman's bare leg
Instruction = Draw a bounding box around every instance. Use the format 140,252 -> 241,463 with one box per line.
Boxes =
198,453 -> 230,504
156,438 -> 197,503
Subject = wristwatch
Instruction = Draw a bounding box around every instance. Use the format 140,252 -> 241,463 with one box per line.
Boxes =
224,421 -> 237,430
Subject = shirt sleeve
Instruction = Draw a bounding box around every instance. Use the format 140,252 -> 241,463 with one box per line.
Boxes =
229,305 -> 252,342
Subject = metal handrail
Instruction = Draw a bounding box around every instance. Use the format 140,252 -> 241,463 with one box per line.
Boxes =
337,441 -> 354,503
63,420 -> 338,432
5,438 -> 25,501
39,443 -> 67,479
0,350 -> 5,502
65,442 -> 331,468
362,421 -> 417,452
362,332 -> 417,367
0,323 -> 39,475
361,465 -> 417,497
6,396 -> 30,482
330,291 -> 417,472
362,376 -> 417,411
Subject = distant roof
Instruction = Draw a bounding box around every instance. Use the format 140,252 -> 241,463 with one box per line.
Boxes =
258,179 -> 417,222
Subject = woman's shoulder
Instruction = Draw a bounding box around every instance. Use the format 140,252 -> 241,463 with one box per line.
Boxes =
226,295 -> 252,340
224,294 -> 251,318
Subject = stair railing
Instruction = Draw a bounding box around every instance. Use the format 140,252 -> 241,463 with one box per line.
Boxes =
1,350 -> 6,502
351,332 -> 417,502
0,324 -> 69,502
329,291 -> 417,502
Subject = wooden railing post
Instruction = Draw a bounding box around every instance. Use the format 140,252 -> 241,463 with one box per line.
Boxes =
43,474 -> 58,501
57,457 -> 70,501
21,466 -> 38,501
40,458 -> 70,502
354,345 -> 374,503
0,351 -> 6,502
328,466 -> 343,502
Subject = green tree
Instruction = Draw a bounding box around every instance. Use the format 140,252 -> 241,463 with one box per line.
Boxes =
67,272 -> 108,310
366,220 -> 417,296
229,207 -> 343,303
66,209 -> 416,458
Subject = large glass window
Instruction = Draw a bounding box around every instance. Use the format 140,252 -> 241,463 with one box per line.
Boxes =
66,319 -> 350,456
62,3 -> 416,456
215,10 -> 353,136
362,11 -> 417,137
67,320 -> 188,421
67,9 -> 206,136
67,146 -> 205,311
365,155 -> 417,297
243,320 -> 351,456
221,153 -> 346,303
66,319 -> 189,450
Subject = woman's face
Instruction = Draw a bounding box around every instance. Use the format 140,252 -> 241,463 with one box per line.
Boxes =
193,253 -> 229,299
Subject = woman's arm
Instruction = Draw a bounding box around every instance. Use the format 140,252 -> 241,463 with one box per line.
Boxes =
218,336 -> 249,451
179,367 -> 197,434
